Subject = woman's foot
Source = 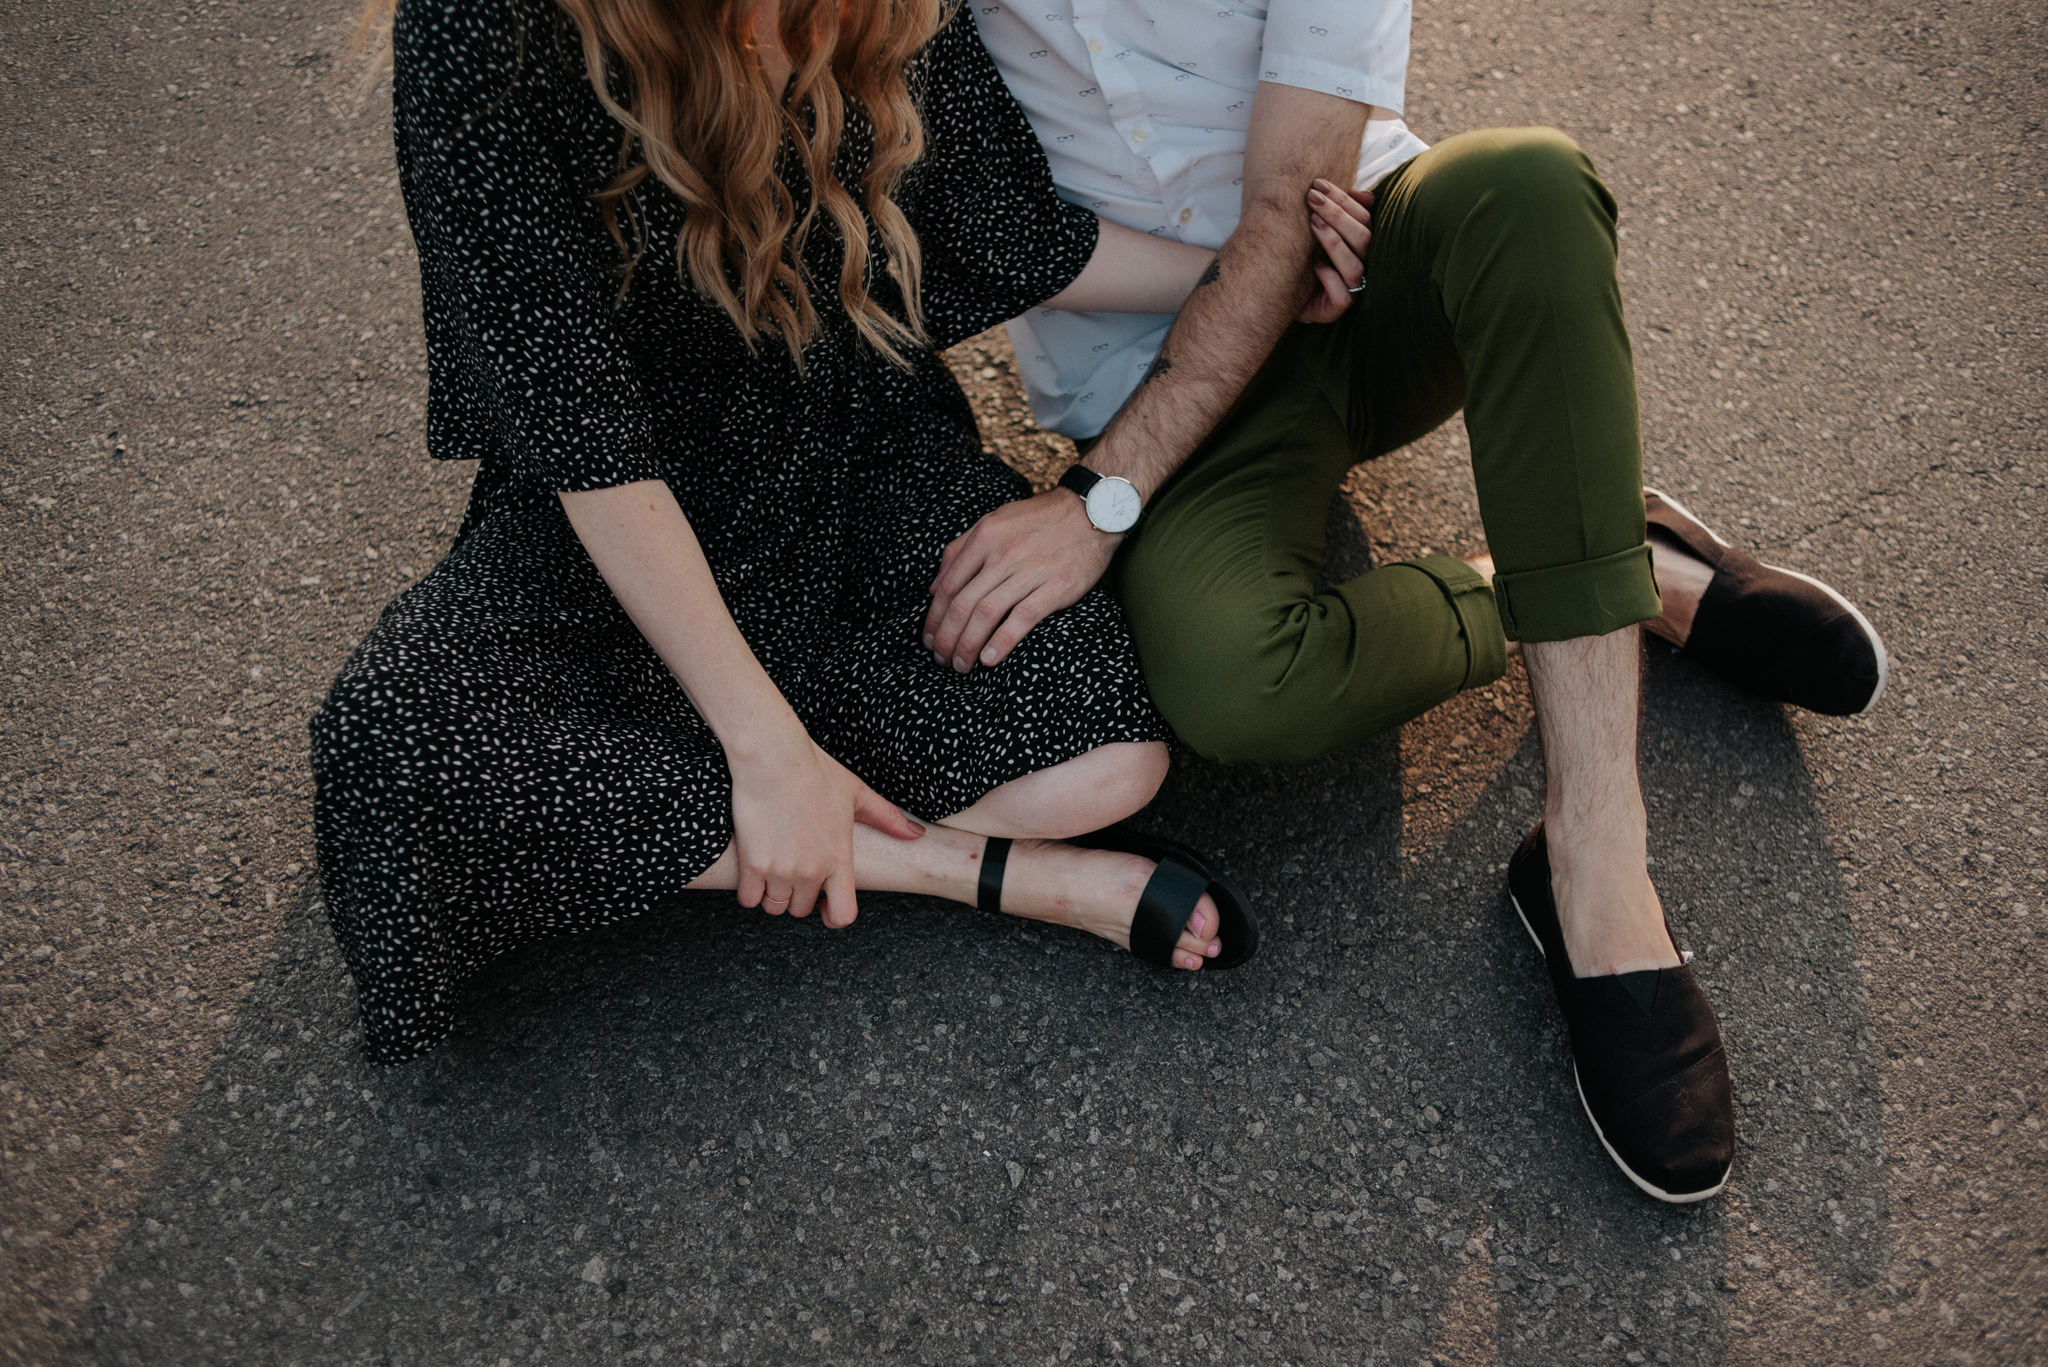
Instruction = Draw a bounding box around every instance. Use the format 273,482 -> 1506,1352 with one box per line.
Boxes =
986,838 -> 1222,970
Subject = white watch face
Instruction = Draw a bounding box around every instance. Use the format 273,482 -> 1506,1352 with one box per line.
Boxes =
1085,475 -> 1143,533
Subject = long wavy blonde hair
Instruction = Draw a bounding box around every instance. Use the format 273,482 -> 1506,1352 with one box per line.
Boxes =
357,0 -> 944,367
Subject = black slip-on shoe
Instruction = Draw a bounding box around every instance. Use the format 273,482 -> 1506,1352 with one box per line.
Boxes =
1645,488 -> 1887,716
1507,825 -> 1734,1204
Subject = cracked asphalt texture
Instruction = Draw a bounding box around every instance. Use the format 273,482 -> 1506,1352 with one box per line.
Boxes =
3,0 -> 2043,1362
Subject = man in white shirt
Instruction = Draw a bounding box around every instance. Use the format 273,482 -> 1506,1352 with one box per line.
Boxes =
923,0 -> 1887,1203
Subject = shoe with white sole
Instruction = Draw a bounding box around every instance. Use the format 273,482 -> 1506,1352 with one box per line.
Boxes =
1645,488 -> 1888,716
1507,824 -> 1735,1204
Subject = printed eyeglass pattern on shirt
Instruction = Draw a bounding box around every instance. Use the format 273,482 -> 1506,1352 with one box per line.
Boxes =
975,0 -> 1428,437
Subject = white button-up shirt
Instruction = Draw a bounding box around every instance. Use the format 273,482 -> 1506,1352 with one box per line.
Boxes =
975,0 -> 1428,437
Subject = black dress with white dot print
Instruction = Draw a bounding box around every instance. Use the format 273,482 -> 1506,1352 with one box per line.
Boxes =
310,0 -> 1168,1065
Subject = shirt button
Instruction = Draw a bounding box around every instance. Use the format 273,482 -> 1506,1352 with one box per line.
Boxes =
1178,208 -> 1193,224
1087,36 -> 1102,53
1132,126 -> 1149,142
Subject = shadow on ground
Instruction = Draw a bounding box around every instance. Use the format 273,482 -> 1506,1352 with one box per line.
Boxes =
70,652 -> 1887,1365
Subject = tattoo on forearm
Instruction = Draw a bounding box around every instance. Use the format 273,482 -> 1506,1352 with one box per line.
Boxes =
1136,353 -> 1174,389
1195,259 -> 1221,289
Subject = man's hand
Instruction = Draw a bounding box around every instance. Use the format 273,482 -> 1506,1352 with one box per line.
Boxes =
932,87 -> 1374,667
923,489 -> 1117,671
925,174 -> 1377,670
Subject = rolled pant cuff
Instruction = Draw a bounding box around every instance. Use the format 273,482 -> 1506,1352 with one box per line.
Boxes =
1402,555 -> 1509,690
1491,541 -> 1660,642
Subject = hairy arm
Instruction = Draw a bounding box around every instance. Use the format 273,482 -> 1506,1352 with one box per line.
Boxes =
560,481 -> 921,927
1081,86 -> 1380,495
923,84 -> 1381,671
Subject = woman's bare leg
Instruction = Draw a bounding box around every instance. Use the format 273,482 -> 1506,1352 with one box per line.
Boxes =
940,740 -> 1170,838
685,741 -> 1225,969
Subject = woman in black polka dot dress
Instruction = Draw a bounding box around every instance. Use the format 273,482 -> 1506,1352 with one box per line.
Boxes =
313,0 -> 1365,1064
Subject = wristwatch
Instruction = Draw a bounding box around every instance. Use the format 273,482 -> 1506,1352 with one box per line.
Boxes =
1058,463 -> 1144,534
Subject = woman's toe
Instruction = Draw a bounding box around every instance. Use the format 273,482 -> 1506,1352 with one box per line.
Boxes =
1173,895 -> 1222,966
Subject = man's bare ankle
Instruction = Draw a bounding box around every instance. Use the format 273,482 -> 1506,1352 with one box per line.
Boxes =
1540,815 -> 1676,974
1542,807 -> 1648,863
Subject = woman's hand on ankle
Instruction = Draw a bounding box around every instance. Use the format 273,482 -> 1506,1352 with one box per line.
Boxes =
727,723 -> 923,929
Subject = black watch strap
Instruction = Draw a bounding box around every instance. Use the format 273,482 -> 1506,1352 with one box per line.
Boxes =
1058,464 -> 1103,501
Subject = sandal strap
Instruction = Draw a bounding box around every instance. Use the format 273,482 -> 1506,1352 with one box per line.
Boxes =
978,836 -> 1012,914
1129,854 -> 1212,966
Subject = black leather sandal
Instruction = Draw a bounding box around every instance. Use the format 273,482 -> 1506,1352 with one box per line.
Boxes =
978,826 -> 1259,971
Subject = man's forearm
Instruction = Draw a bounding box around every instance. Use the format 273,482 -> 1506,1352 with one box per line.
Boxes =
1082,86 -> 1377,495
920,89 -> 1381,673
1082,213 -> 1313,495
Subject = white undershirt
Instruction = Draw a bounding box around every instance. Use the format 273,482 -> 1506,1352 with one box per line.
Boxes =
976,0 -> 1428,437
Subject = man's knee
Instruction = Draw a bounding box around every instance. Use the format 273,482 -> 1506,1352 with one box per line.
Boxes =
1164,663 -> 1459,765
1151,664 -> 1313,766
1429,126 -> 1615,233
1493,126 -> 1598,186
1119,565 -> 1292,761
1129,601 -> 1452,766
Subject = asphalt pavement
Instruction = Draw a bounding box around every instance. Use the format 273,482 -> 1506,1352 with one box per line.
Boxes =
2,0 -> 2043,1363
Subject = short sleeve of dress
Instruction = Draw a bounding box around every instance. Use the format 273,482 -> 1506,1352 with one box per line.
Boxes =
394,0 -> 661,493
901,7 -> 1101,351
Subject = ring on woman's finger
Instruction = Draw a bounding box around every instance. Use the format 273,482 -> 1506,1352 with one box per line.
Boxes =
1347,277 -> 1369,295
762,893 -> 791,908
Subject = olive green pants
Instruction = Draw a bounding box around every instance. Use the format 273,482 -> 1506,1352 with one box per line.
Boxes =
1115,127 -> 1662,765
